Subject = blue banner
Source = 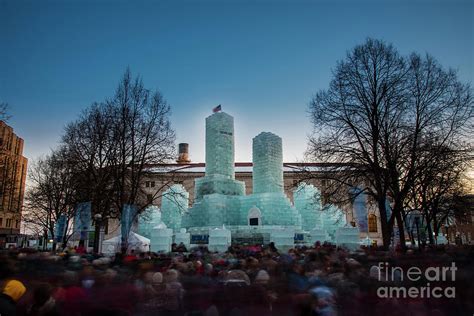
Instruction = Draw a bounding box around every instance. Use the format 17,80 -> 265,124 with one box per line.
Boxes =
55,215 -> 67,242
73,202 -> 91,239
350,187 -> 368,232
121,204 -> 137,244
190,235 -> 209,244
385,198 -> 392,222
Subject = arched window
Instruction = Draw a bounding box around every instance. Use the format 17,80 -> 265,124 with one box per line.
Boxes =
368,214 -> 378,233
248,206 -> 262,226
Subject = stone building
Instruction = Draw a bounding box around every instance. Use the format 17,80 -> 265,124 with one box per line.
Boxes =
0,121 -> 27,248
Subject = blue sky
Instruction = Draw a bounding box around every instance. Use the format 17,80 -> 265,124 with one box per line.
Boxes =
1,0 -> 473,163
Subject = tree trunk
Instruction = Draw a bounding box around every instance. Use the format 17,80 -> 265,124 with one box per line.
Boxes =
378,198 -> 392,249
426,220 -> 434,244
395,211 -> 407,252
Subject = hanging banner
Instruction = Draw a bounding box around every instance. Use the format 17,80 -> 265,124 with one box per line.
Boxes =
121,204 -> 138,245
350,187 -> 368,232
73,202 -> 91,240
55,215 -> 67,242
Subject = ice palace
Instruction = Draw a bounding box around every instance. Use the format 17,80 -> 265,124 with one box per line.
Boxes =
136,111 -> 362,252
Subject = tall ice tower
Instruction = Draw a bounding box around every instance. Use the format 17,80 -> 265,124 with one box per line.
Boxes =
192,111 -> 245,201
205,112 -> 235,179
253,132 -> 283,193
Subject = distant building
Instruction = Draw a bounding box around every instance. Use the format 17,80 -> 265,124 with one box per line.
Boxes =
0,121 -> 27,248
442,194 -> 474,245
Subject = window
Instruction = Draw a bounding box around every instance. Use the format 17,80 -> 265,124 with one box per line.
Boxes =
368,214 -> 378,233
248,207 -> 261,226
15,220 -> 19,228
145,181 -> 150,188
147,194 -> 153,203
0,218 -> 2,226
6,219 -> 12,228
249,218 -> 259,226
150,181 -> 155,188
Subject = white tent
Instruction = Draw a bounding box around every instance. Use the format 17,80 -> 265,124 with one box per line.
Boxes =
102,232 -> 150,255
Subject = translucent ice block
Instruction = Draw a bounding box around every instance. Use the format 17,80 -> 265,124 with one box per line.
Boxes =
253,132 -> 283,194
161,184 -> 189,232
293,183 -> 322,231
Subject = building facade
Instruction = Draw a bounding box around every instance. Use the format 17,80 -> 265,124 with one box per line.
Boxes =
0,121 -> 27,248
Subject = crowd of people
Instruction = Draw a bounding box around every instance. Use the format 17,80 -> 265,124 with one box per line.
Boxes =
1,242 -> 473,316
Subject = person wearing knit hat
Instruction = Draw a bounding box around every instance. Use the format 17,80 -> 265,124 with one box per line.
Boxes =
254,269 -> 270,285
0,280 -> 27,316
152,272 -> 163,285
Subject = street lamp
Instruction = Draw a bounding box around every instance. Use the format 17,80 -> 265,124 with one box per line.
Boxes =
93,214 -> 102,254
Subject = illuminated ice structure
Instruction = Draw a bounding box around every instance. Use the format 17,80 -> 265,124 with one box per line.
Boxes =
161,184 -> 189,232
150,111 -> 361,251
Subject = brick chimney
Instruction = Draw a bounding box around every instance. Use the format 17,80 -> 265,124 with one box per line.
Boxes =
176,143 -> 191,164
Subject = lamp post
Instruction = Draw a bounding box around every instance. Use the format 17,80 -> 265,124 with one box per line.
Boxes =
93,214 -> 102,254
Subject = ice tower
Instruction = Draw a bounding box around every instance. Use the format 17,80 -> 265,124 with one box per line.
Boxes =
253,132 -> 283,193
194,112 -> 246,199
184,112 -> 246,229
205,112 -> 234,179
238,132 -> 301,227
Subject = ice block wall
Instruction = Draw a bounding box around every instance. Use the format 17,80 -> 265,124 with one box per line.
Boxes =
161,184 -> 189,232
320,204 -> 347,241
293,183 -> 322,231
138,205 -> 162,238
253,132 -> 283,193
205,112 -> 235,179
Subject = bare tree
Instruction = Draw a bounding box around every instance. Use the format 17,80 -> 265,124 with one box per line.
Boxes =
62,103 -> 119,252
406,142 -> 472,244
23,148 -> 77,250
62,68 -> 175,252
107,69 -> 175,250
0,102 -> 10,121
308,38 -> 473,250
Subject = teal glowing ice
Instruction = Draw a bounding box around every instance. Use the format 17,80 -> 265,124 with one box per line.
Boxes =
142,111 -> 362,249
253,132 -> 283,193
161,184 -> 189,232
239,192 -> 301,227
320,204 -> 347,240
194,112 -> 246,200
205,112 -> 235,179
182,113 -> 301,229
138,205 -> 162,238
293,183 -> 322,231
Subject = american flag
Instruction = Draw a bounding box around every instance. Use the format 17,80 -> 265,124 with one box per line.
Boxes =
212,104 -> 222,113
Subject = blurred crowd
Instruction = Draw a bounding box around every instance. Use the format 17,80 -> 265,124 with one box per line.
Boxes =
1,242 -> 473,316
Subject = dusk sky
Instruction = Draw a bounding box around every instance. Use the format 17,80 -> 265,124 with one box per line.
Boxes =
1,0 -> 473,164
